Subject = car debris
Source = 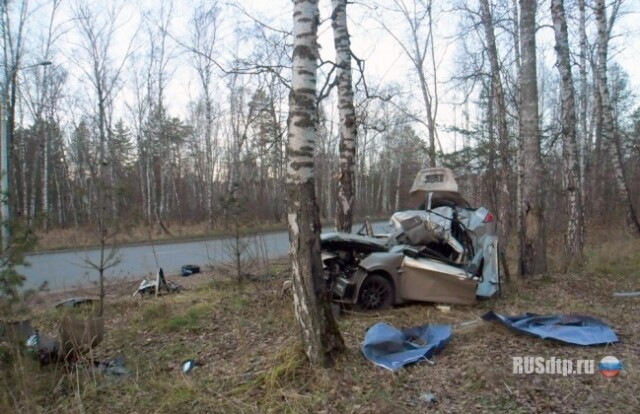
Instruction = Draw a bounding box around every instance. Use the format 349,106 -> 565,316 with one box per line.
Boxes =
280,279 -> 293,297
59,315 -> 105,358
135,268 -> 182,296
95,355 -> 129,377
420,391 -> 438,407
362,322 -> 452,371
181,359 -> 197,374
181,264 -> 201,277
613,291 -> 640,298
482,311 -> 619,345
26,330 -> 61,366
54,297 -> 98,309
436,305 -> 451,313
321,167 -> 500,310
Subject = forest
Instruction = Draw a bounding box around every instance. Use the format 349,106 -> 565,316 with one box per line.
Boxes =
0,0 -> 639,412
1,0 -> 638,249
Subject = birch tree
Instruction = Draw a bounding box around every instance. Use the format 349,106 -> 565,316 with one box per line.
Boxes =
377,0 -> 439,167
287,0 -> 344,366
551,0 -> 584,262
190,2 -> 220,229
478,0 -> 513,273
518,0 -> 547,276
331,0 -> 356,232
578,0 -> 588,217
595,0 -> 640,235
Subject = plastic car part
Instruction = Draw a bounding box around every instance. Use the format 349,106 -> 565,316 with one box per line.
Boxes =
483,211 -> 495,223
181,265 -> 200,276
181,359 -> 196,374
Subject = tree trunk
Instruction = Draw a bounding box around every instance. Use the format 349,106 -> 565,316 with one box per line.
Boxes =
551,0 -> 584,263
479,0 -> 513,268
518,0 -> 547,276
511,0 -> 523,245
287,0 -> 344,367
578,0 -> 588,225
332,0 -> 357,233
595,0 -> 640,236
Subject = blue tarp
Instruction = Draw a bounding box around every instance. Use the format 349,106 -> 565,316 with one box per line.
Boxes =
482,311 -> 619,346
362,322 -> 452,371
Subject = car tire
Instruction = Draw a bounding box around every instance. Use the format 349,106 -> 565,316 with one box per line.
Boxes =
357,274 -> 393,311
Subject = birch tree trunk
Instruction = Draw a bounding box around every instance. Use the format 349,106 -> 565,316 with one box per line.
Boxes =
595,0 -> 640,236
551,0 -> 584,262
287,0 -> 344,367
578,0 -> 588,221
479,0 -> 512,274
332,0 -> 356,233
518,0 -> 547,276
511,0 -> 523,245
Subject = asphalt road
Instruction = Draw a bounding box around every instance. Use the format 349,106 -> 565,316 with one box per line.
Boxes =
18,221 -> 390,291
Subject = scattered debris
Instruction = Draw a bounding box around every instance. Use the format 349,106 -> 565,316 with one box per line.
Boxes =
436,305 -> 451,313
26,330 -> 61,366
613,291 -> 640,298
181,359 -> 197,374
420,391 -> 438,407
54,298 -> 98,309
59,315 -> 105,358
135,268 -> 182,296
95,355 -> 129,377
280,279 -> 292,297
362,322 -> 452,371
482,311 -> 619,345
181,264 -> 201,277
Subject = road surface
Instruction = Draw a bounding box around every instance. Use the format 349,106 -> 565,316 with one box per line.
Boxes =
19,221 -> 390,291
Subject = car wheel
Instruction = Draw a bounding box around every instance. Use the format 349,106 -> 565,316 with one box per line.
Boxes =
357,274 -> 393,310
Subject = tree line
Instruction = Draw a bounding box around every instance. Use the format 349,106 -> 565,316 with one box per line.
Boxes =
2,0 -> 638,248
2,0 -> 639,366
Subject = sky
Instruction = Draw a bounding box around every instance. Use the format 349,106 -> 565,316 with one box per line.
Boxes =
20,0 -> 640,153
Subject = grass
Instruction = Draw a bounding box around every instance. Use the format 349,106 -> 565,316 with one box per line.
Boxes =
32,220 -> 291,252
1,237 -> 640,413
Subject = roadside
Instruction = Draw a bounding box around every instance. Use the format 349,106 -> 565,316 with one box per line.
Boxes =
2,236 -> 639,413
31,216 -> 389,254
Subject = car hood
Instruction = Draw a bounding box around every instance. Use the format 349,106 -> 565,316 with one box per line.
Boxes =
321,232 -> 388,249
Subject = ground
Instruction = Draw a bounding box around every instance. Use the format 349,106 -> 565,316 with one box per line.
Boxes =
1,235 -> 639,413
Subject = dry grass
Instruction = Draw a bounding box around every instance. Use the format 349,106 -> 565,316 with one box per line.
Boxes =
32,215 -> 391,252
33,221 -> 289,252
2,238 -> 640,413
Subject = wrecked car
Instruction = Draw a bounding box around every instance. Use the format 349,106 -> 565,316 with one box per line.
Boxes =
321,167 -> 500,310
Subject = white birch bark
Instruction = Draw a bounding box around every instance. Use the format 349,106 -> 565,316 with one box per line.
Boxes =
595,0 -> 640,236
331,0 -> 356,233
578,0 -> 588,223
287,0 -> 344,367
551,0 -> 584,262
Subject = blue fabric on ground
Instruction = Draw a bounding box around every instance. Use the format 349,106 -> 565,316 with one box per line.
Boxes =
482,311 -> 619,345
362,322 -> 452,371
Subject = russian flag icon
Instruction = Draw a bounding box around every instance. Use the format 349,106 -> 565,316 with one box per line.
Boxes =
599,356 -> 622,378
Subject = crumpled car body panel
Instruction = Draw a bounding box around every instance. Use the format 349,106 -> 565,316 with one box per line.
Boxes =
483,312 -> 619,345
362,322 -> 452,371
